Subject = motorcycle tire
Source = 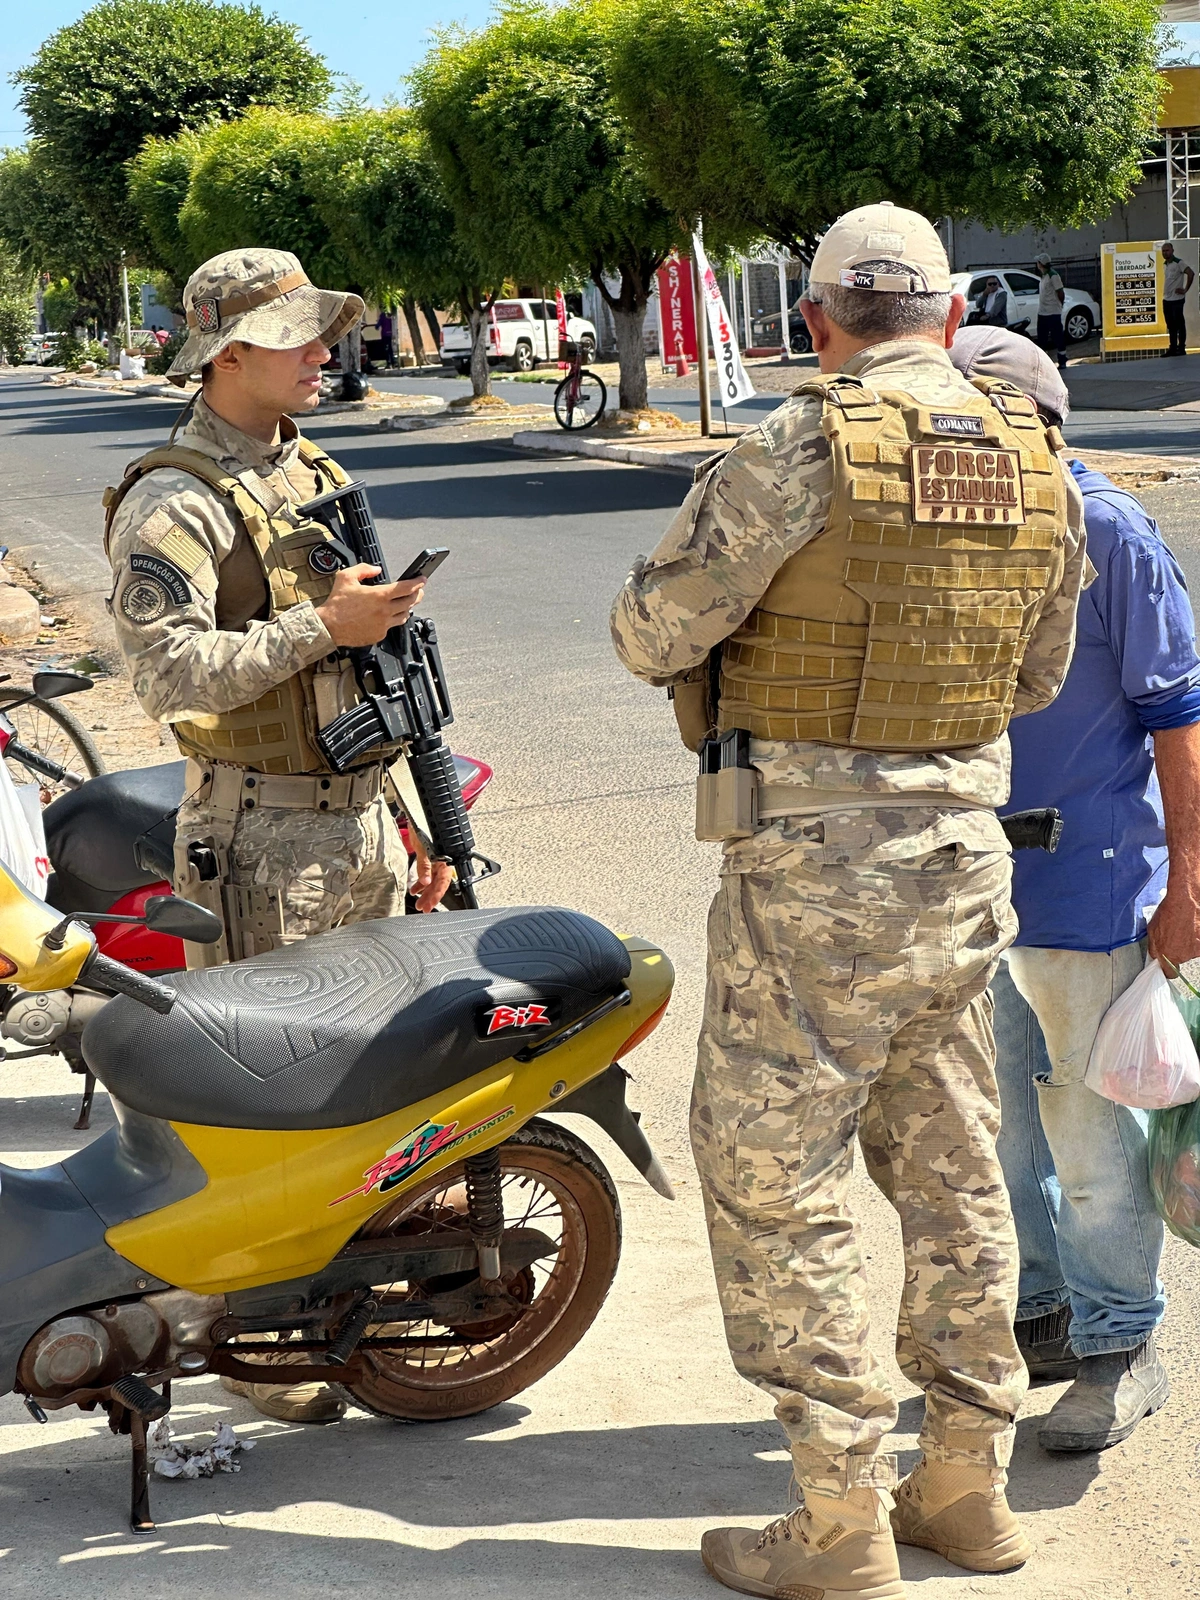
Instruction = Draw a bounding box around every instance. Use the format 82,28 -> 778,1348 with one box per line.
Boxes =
335,1117 -> 621,1422
0,690 -> 106,799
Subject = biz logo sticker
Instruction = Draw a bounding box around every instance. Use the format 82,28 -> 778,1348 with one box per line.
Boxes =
308,544 -> 346,575
485,1003 -> 551,1035
330,1106 -> 516,1205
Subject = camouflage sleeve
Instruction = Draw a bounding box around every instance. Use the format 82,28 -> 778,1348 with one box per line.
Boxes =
1012,460 -> 1094,718
610,400 -> 832,684
107,477 -> 334,724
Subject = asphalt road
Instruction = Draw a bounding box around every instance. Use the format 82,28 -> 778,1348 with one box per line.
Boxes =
374,364 -> 1200,459
1,371 -> 1199,1599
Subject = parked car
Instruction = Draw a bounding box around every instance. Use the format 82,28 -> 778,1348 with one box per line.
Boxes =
21,333 -> 62,366
952,268 -> 1100,343
440,299 -> 597,374
749,308 -> 813,355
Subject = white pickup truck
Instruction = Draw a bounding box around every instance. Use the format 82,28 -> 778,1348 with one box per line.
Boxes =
440,298 -> 597,373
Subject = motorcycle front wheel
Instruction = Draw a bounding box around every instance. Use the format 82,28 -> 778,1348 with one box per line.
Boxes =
337,1118 -> 621,1421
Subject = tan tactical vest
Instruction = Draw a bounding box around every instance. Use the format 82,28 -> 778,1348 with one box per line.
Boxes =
104,438 -> 397,775
717,373 -> 1070,751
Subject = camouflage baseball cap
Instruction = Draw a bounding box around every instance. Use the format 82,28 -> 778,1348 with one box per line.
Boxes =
166,247 -> 364,384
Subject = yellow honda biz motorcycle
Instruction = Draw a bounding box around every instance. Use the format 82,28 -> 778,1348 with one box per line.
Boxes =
0,867 -> 673,1532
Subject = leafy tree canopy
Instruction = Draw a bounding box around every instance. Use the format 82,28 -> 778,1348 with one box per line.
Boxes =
606,0 -> 1165,253
413,0 -> 685,409
128,128 -> 211,296
15,0 -> 332,253
0,145 -> 126,333
175,107 -> 357,289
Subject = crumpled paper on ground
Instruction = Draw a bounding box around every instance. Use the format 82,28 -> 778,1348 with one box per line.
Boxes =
150,1416 -> 256,1478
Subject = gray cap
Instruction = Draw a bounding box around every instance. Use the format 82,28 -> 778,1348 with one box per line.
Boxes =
1034,253 -> 1052,266
948,325 -> 1070,425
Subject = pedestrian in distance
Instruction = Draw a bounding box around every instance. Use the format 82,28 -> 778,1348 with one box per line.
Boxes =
103,247 -> 451,1427
1034,252 -> 1068,371
611,202 -> 1090,1600
1161,241 -> 1194,357
970,275 -> 1008,328
949,324 -> 1195,1452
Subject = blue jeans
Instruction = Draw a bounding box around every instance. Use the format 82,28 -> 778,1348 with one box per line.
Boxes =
991,952 -> 1165,1355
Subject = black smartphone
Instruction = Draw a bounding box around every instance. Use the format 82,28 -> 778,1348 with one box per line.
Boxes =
398,547 -> 449,581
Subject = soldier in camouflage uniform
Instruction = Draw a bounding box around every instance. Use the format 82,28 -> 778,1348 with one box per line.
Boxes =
105,249 -> 450,1425
612,204 -> 1090,1599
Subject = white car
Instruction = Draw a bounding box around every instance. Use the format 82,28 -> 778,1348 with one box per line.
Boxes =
440,299 -> 597,373
952,268 -> 1099,343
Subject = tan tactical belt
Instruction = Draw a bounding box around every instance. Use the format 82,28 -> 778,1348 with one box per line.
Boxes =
755,784 -> 994,820
187,758 -> 385,814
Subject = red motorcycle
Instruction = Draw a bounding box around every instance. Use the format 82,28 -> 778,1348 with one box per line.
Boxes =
0,728 -> 492,1127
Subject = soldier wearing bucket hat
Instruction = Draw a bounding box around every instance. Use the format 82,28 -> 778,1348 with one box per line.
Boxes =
613,202 -> 1091,1598
103,249 -> 452,1425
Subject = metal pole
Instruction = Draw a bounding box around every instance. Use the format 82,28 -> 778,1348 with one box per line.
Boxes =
1167,129 -> 1191,241
120,252 -> 133,364
693,248 -> 711,438
777,253 -> 790,363
741,257 -> 752,353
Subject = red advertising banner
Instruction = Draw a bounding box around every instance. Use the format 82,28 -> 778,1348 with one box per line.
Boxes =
656,253 -> 699,367
556,288 -> 569,367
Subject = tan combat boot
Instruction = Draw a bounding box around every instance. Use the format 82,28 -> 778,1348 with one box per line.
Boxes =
702,1487 -> 906,1599
220,1373 -> 346,1424
891,1458 -> 1029,1573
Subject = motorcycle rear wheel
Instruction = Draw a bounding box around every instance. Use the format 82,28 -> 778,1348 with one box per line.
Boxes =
336,1117 -> 621,1422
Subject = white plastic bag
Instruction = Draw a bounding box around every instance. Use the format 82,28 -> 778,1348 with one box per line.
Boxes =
119,349 -> 146,380
0,757 -> 48,897
1085,959 -> 1200,1110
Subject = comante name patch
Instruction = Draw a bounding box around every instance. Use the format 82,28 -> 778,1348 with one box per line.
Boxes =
129,550 -> 191,605
911,444 -> 1025,524
930,413 -> 986,437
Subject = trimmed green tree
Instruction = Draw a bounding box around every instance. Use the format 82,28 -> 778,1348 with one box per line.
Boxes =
316,108 -> 503,395
606,0 -> 1164,252
412,1 -> 685,412
0,145 -> 126,337
15,0 -> 332,258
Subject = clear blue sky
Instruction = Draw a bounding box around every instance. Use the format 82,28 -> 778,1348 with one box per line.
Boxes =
4,6 -> 1200,147
0,2 -> 495,145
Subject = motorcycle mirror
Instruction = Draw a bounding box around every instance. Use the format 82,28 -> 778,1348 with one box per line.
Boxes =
143,894 -> 223,944
31,670 -> 93,701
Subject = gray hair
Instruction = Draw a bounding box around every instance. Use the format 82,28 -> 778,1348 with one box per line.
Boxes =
806,259 -> 952,340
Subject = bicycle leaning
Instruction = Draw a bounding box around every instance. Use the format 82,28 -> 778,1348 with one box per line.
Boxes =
553,339 -> 607,431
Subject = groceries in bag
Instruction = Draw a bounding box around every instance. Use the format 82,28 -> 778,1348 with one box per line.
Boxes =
1084,958 -> 1200,1110
1149,1095 -> 1200,1246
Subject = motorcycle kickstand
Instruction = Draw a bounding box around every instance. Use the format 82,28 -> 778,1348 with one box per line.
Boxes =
74,1070 -> 97,1132
129,1413 -> 154,1535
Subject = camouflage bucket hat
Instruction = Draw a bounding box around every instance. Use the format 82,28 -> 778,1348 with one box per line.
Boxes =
166,248 -> 364,384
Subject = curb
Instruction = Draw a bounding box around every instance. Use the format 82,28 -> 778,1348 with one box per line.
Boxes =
510,429 -> 737,474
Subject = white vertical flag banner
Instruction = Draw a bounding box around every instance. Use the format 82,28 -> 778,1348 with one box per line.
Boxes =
692,228 -> 756,406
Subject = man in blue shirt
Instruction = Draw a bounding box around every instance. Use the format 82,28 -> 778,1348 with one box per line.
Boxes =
951,328 -> 1200,1453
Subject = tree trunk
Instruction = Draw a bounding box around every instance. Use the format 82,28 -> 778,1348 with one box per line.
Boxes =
420,302 -> 442,361
466,300 -> 491,398
401,295 -> 426,364
611,303 -> 649,411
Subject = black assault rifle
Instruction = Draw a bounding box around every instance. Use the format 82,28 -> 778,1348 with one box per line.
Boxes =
295,480 -> 499,908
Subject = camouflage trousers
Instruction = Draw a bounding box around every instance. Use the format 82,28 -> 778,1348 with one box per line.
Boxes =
691,819 -> 1027,1497
173,790 -> 408,968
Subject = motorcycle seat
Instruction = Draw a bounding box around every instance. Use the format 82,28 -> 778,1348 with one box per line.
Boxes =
81,907 -> 632,1130
43,761 -> 186,914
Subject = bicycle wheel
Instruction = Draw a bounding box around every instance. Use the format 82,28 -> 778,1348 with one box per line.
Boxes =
0,691 -> 106,800
554,371 -> 607,431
